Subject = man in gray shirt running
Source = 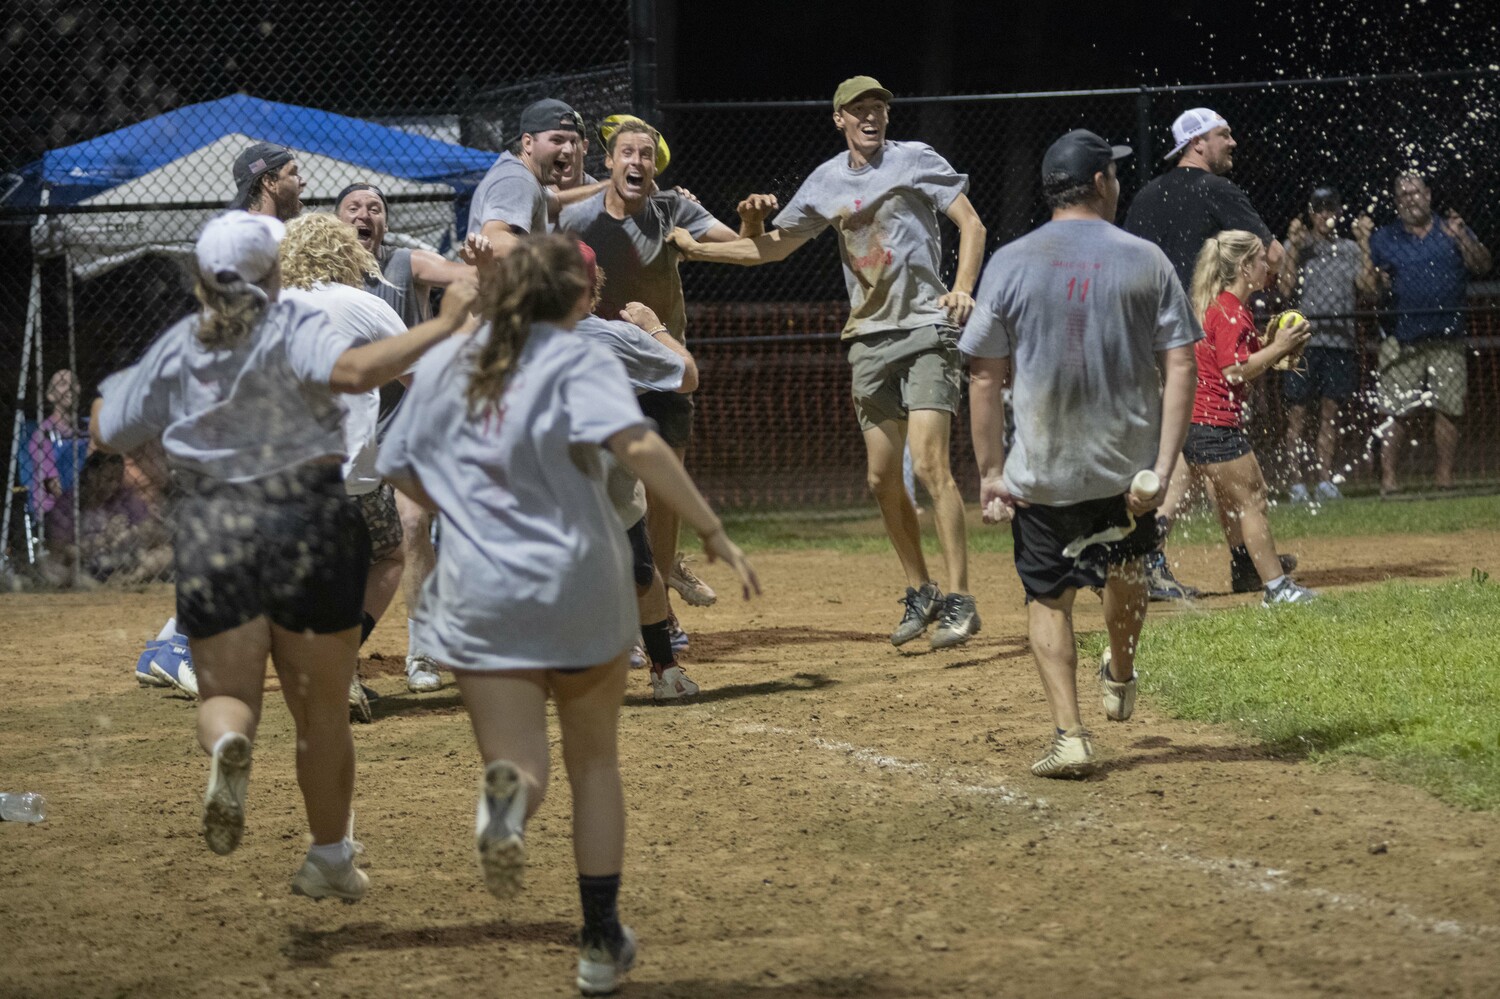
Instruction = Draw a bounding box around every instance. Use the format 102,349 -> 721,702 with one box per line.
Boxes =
962,129 -> 1198,777
671,75 -> 988,650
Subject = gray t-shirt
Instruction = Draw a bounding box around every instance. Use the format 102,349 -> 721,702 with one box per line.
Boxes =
774,140 -> 968,340
574,314 -> 688,524
559,190 -> 719,338
1288,236 -> 1362,349
467,151 -> 547,237
376,324 -> 648,671
959,219 -> 1202,506
367,246 -> 429,327
97,299 -> 356,483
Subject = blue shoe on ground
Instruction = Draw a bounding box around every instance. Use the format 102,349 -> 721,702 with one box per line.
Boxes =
136,640 -> 171,687
150,635 -> 199,699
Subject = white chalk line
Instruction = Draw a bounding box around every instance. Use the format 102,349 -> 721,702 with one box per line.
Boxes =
731,722 -> 1497,941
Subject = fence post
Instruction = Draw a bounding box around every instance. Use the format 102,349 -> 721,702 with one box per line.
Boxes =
629,0 -> 659,124
1135,89 -> 1153,186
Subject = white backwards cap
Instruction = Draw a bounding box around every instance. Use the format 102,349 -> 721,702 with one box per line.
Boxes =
195,210 -> 286,301
1165,108 -> 1229,160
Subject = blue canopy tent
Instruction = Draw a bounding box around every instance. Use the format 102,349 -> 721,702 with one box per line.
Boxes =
3,95 -> 500,576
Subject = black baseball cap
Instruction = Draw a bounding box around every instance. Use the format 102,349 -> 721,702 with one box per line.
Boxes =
229,142 -> 295,209
1041,129 -> 1132,187
517,99 -> 584,140
1309,185 -> 1341,211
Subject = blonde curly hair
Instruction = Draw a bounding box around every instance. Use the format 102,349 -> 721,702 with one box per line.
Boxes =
279,212 -> 381,290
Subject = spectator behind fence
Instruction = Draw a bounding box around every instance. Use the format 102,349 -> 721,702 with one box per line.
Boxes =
1368,172 -> 1492,495
26,368 -> 87,550
1278,184 -> 1381,502
230,141 -> 305,221
78,450 -> 171,584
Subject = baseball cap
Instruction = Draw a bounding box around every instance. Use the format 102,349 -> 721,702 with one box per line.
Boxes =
229,142 -> 295,209
1308,184 -> 1341,211
833,75 -> 893,110
1041,129 -> 1132,187
1165,108 -> 1229,160
598,114 -> 672,174
517,99 -> 584,139
196,211 -> 286,300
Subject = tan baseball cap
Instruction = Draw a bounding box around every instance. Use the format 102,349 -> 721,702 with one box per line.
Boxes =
833,75 -> 893,110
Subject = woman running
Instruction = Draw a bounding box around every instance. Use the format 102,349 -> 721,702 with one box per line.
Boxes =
376,234 -> 759,995
90,211 -> 477,901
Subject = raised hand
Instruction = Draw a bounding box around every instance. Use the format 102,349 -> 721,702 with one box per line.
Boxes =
736,193 -> 779,224
620,301 -> 664,331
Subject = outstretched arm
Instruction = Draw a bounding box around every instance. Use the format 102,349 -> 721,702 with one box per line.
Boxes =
669,226 -> 812,266
329,278 -> 478,393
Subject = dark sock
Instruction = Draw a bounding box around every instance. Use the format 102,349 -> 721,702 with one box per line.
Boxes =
359,612 -> 377,646
578,873 -> 622,946
641,618 -> 674,670
1230,544 -> 1252,566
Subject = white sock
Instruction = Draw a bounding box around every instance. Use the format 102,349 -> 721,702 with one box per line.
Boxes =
1266,575 -> 1287,590
156,617 -> 178,641
308,839 -> 352,865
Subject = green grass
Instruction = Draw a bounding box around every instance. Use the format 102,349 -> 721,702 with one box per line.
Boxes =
1081,576 -> 1500,809
718,493 -> 1500,555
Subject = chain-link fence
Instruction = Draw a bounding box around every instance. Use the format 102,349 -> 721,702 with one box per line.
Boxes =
0,0 -> 635,587
664,69 -> 1500,508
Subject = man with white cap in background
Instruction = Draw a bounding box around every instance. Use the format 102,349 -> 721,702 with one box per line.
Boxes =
1123,108 -> 1285,601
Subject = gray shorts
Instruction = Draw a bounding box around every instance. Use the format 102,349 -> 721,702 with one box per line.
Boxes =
846,325 -> 962,431
354,483 -> 402,562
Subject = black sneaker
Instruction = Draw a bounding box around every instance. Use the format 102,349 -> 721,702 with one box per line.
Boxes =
891,581 -> 943,647
931,593 -> 980,649
1231,553 -> 1299,594
1146,551 -> 1200,601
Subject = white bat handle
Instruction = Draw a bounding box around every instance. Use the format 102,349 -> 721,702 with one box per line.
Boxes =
1130,470 -> 1161,499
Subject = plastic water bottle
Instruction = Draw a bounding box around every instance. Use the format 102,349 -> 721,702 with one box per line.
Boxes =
0,792 -> 47,823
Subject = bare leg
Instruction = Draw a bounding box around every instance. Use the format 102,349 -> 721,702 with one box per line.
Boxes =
1434,413 -> 1458,488
1201,453 -> 1283,584
1380,415 -> 1405,494
1028,590 -> 1082,732
552,655 -> 630,876
453,669 -> 553,818
636,568 -> 670,625
907,408 -> 968,592
1285,403 -> 1310,488
269,625 -> 360,845
191,617 -> 273,755
1103,558 -> 1148,681
395,490 -> 435,628
363,547 -> 404,627
1316,398 -> 1340,483
1157,459 -> 1197,531
862,420 -> 930,589
643,445 -> 687,612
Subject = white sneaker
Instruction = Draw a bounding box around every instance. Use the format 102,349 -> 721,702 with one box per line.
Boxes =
668,552 -> 717,607
405,654 -> 442,693
629,644 -> 647,670
1030,728 -> 1095,778
202,732 -> 252,855
577,925 -> 638,996
1288,483 -> 1311,504
290,844 -> 369,903
476,760 -> 527,900
1316,480 -> 1343,501
1098,648 -> 1137,722
1263,577 -> 1318,606
651,664 -> 700,701
348,676 -> 372,723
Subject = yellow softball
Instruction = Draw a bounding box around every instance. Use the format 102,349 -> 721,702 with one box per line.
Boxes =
1276,310 -> 1308,330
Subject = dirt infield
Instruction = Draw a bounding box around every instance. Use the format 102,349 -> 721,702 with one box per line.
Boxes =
3,530 -> 1499,998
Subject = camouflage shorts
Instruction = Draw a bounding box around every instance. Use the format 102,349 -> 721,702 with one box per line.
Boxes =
354,483 -> 403,562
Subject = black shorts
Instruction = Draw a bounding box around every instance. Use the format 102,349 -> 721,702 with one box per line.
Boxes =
1011,494 -> 1156,601
172,464 -> 371,639
626,516 -> 655,588
1182,423 -> 1253,466
638,390 -> 694,449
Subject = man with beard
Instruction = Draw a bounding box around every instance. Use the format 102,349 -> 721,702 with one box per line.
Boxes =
468,99 -> 595,251
230,141 -> 305,222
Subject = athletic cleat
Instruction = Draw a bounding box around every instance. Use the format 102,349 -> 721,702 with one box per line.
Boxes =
405,654 -> 442,693
1263,577 -> 1318,607
290,847 -> 369,903
930,592 -> 980,649
150,637 -> 199,698
668,616 -> 689,654
651,663 -> 700,701
891,581 -> 943,646
1288,483 -> 1311,504
1315,480 -> 1343,501
348,677 -> 373,723
1098,648 -> 1137,722
629,644 -> 647,669
1030,728 -> 1095,778
1231,553 -> 1299,594
1146,552 -> 1200,602
202,732 -> 252,855
136,640 -> 170,687
668,551 -> 717,607
476,760 -> 527,900
577,925 -> 638,996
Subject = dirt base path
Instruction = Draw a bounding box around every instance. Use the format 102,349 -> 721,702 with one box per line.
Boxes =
2,531 -> 1498,998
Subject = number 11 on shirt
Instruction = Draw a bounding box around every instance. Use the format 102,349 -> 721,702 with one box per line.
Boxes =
1066,277 -> 1090,302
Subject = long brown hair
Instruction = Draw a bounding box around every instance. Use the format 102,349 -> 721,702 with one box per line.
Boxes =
193,279 -> 267,349
466,234 -> 591,412
1189,229 -> 1263,322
